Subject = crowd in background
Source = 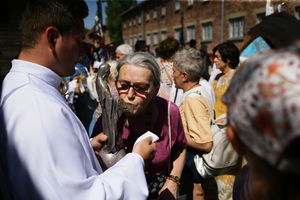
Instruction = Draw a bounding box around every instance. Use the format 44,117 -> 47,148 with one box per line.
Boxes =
60,11 -> 300,200
2,1 -> 300,199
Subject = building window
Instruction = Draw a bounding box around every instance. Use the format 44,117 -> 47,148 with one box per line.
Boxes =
139,35 -> 143,40
138,17 -> 141,24
161,7 -> 166,17
129,21 -> 132,27
146,13 -> 150,21
146,34 -> 151,45
229,17 -> 244,39
188,0 -> 194,7
153,10 -> 157,19
161,31 -> 167,41
175,0 -> 181,11
153,33 -> 159,45
123,23 -> 127,29
187,25 -> 196,42
175,28 -> 181,41
296,6 -> 300,19
202,22 -> 212,41
133,19 -> 136,26
256,13 -> 266,23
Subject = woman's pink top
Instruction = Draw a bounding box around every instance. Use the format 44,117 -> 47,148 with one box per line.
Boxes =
93,96 -> 187,182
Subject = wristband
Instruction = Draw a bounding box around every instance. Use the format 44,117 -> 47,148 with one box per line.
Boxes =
166,175 -> 180,185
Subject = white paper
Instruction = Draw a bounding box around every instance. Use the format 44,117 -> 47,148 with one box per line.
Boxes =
134,131 -> 159,146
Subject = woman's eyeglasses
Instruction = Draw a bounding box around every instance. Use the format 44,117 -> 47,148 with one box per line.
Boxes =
116,80 -> 151,96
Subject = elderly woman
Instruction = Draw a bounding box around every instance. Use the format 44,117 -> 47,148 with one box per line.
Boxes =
172,48 -> 217,200
92,52 -> 187,199
223,47 -> 300,200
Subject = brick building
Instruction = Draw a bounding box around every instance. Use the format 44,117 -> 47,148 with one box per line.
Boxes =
121,0 -> 300,53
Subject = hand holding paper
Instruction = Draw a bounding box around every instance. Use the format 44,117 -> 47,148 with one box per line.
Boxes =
132,131 -> 159,162
134,131 -> 159,146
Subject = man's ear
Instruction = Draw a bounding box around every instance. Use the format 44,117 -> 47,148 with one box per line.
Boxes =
46,26 -> 59,49
182,72 -> 189,82
226,124 -> 245,156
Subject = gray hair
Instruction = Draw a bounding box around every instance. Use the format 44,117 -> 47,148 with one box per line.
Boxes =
117,52 -> 161,89
172,48 -> 205,82
115,44 -> 134,56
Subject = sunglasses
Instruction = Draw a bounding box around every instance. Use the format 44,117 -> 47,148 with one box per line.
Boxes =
116,80 -> 151,98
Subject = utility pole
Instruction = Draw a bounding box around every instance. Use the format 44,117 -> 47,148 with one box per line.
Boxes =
95,0 -> 103,37
141,5 -> 145,40
180,12 -> 185,45
220,0 -> 224,43
96,0 -> 103,25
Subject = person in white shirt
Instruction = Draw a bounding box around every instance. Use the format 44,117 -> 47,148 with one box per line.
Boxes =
0,0 -> 156,199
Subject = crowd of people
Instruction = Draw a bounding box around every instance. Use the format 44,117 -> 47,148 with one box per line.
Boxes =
1,0 -> 300,200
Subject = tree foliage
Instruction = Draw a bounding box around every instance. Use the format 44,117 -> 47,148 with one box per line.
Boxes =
106,0 -> 136,43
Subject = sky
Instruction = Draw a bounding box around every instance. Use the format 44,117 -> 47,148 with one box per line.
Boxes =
84,0 -> 107,29
84,0 -> 144,30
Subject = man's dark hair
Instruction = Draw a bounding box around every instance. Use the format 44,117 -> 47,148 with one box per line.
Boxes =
19,0 -> 88,49
213,41 -> 240,69
189,39 -> 196,48
134,40 -> 147,52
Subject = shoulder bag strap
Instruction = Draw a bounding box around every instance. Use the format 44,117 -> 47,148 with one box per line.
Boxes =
167,100 -> 172,172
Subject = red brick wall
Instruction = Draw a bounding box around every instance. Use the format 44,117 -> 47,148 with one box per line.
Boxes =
122,0 -> 300,54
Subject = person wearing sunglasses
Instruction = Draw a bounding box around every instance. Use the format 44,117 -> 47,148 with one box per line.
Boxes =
93,52 -> 187,199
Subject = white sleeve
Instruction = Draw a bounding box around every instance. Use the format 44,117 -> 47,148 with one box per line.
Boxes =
4,88 -> 148,200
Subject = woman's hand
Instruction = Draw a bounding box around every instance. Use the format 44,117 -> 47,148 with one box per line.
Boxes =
90,133 -> 107,156
158,179 -> 178,200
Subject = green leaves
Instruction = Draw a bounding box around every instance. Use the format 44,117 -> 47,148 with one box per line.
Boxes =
106,0 -> 136,42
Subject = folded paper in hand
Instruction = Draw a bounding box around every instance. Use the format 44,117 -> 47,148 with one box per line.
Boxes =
134,131 -> 159,146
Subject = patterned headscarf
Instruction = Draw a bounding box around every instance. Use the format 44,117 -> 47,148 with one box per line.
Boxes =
223,47 -> 300,174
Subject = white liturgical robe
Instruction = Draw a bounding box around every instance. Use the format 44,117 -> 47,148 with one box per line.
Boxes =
0,60 -> 148,199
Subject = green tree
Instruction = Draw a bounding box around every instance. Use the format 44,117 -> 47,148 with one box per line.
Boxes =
106,0 -> 136,43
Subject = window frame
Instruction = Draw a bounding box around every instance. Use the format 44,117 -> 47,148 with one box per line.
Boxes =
161,31 -> 168,41
174,28 -> 181,41
229,17 -> 245,40
202,22 -> 213,42
146,33 -> 151,45
186,25 -> 196,42
188,0 -> 194,7
175,0 -> 181,12
161,7 -> 166,17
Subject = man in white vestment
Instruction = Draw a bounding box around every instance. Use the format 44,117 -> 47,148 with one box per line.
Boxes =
0,0 -> 156,199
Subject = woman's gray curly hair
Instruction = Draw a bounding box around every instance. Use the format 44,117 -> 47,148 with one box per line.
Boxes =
116,52 -> 161,90
172,48 -> 205,82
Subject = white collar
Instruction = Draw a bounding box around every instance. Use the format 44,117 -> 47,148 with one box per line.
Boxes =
182,85 -> 203,99
11,59 -> 62,89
